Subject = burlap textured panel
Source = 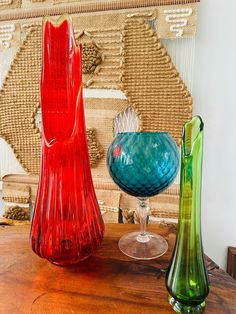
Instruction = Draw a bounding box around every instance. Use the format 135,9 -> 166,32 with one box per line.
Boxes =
1,174 -> 122,223
96,189 -> 121,223
0,0 -> 21,10
0,1 -> 200,223
122,16 -> 192,145
3,205 -> 30,220
121,184 -> 179,223
73,13 -> 124,90
0,22 -> 20,50
0,26 -> 41,174
54,0 -> 199,4
0,2 -> 197,176
157,3 -> 198,38
0,217 -> 31,225
1,173 -> 180,223
2,183 -> 30,204
84,98 -> 129,185
86,128 -> 104,167
0,3 -> 198,39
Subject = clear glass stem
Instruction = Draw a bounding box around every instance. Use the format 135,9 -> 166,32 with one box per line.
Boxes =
137,197 -> 150,243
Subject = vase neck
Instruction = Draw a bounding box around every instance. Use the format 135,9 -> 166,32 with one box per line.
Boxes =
41,15 -> 83,145
179,116 -> 204,226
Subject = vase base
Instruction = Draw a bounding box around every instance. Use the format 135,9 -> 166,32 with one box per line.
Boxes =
118,231 -> 168,260
51,258 -> 86,267
168,295 -> 206,313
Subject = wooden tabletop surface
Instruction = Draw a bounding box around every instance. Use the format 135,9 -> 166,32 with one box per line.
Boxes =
0,223 -> 236,314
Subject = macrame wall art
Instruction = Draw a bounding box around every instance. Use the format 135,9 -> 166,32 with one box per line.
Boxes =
0,0 -> 200,223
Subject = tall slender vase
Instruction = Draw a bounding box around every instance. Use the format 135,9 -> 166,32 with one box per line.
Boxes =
166,116 -> 209,313
30,15 -> 104,266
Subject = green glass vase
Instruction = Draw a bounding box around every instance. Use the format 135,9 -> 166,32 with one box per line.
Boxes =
166,116 -> 209,313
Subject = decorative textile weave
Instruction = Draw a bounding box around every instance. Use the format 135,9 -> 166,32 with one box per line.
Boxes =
84,98 -> 129,184
0,26 -> 41,174
122,16 -> 192,144
1,173 -> 179,224
0,1 -> 200,222
0,0 -> 21,10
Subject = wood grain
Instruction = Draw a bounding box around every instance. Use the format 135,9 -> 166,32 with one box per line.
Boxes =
0,224 -> 236,314
227,247 -> 236,280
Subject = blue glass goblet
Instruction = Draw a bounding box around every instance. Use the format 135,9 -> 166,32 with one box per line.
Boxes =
107,132 -> 179,260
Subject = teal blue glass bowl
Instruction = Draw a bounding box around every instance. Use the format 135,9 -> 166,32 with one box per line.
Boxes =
107,132 -> 179,197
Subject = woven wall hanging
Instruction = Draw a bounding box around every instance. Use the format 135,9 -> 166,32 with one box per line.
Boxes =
0,0 -> 200,185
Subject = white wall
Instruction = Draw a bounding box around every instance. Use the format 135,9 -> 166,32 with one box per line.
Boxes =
193,0 -> 236,269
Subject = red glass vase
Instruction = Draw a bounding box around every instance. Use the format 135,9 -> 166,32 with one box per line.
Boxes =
30,15 -> 104,266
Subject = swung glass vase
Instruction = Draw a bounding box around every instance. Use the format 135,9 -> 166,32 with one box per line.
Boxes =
30,15 -> 104,266
166,116 -> 209,313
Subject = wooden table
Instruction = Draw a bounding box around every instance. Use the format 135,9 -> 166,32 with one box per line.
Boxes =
0,224 -> 236,314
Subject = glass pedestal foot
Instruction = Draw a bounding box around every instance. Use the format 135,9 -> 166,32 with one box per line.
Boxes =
118,231 -> 168,260
168,295 -> 206,314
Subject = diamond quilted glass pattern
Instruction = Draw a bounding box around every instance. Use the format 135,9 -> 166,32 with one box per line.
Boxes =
107,132 -> 179,197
